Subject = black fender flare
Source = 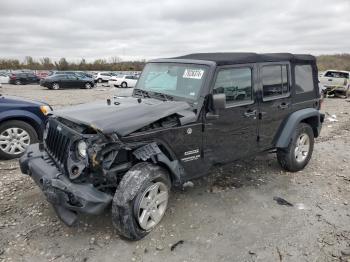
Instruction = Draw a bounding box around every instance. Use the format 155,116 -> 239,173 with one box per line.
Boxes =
132,141 -> 185,186
275,108 -> 323,149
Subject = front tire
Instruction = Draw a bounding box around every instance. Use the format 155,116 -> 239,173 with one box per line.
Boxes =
112,162 -> 171,240
277,123 -> 314,172
121,82 -> 128,88
0,120 -> 38,159
52,82 -> 60,90
97,78 -> 103,83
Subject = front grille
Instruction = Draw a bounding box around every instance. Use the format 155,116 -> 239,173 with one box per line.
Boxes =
44,119 -> 72,168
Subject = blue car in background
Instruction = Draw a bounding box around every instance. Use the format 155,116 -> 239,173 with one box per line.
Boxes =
0,95 -> 52,159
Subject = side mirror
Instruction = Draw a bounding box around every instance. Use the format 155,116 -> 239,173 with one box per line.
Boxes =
205,93 -> 226,120
212,93 -> 226,110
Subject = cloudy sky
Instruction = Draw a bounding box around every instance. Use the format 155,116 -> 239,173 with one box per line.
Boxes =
1,0 -> 349,61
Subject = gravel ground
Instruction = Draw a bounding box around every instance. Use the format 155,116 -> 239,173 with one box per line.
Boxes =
0,84 -> 350,262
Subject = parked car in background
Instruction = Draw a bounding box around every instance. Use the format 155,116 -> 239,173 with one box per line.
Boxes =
40,73 -> 95,90
0,95 -> 52,159
108,74 -> 139,88
94,72 -> 112,83
35,71 -> 50,79
0,72 -> 9,83
9,72 -> 40,85
319,70 -> 350,97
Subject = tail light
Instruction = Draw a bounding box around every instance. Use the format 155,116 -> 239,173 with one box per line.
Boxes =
10,74 -> 16,80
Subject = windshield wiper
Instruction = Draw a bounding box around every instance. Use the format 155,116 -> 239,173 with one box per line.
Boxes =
134,88 -> 151,98
149,91 -> 173,101
134,88 -> 173,101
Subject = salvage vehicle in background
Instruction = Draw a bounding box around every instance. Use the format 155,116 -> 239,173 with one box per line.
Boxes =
108,74 -> 138,88
0,72 -> 9,84
0,95 -> 51,159
9,72 -> 40,85
20,53 -> 324,240
40,74 -> 95,90
319,70 -> 350,97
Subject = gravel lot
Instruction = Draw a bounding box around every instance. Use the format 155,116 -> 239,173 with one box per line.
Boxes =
0,84 -> 350,262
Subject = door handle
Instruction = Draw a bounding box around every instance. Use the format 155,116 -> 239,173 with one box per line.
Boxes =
278,102 -> 290,109
244,110 -> 257,118
328,79 -> 333,81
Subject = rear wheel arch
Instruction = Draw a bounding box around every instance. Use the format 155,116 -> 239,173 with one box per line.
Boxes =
300,116 -> 320,138
275,108 -> 321,149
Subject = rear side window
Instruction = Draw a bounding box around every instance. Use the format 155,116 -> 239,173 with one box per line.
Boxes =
213,67 -> 253,105
262,65 -> 289,99
295,65 -> 314,94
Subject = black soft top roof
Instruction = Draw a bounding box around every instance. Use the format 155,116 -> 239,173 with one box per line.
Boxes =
170,53 -> 316,66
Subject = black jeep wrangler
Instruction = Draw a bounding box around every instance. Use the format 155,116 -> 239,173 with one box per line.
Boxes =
20,53 -> 324,240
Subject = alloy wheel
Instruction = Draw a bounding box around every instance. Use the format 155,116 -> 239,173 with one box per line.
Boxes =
52,83 -> 59,90
136,182 -> 169,231
294,133 -> 310,163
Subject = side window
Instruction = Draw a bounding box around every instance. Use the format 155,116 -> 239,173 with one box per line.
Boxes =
67,75 -> 77,80
213,67 -> 253,105
125,76 -> 132,79
324,71 -> 334,77
295,65 -> 314,94
262,65 -> 289,99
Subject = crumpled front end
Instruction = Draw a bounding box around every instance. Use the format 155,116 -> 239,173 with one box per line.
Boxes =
19,142 -> 112,226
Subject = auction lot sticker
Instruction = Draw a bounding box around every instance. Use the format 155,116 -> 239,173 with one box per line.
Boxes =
183,69 -> 204,79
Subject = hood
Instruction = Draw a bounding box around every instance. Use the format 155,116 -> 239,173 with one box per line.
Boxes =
54,97 -> 197,136
0,95 -> 50,107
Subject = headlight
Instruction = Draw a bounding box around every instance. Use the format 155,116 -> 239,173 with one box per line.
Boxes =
40,105 -> 52,116
77,140 -> 87,158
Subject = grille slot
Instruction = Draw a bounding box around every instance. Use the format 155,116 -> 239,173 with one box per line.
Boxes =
45,120 -> 72,168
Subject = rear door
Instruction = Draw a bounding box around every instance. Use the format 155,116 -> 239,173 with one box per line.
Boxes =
126,75 -> 138,87
27,73 -> 38,83
257,63 -> 292,150
205,64 -> 259,164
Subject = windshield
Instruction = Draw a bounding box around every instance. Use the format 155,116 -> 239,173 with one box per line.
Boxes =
136,63 -> 208,100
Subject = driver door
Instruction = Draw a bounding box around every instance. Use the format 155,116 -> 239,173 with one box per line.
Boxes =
204,65 -> 259,164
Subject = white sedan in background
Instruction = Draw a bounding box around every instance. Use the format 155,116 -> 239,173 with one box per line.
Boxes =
108,75 -> 139,88
0,72 -> 9,83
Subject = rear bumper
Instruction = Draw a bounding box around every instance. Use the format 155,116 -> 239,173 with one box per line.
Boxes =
19,144 -> 112,225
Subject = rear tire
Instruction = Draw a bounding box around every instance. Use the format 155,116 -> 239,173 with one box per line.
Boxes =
277,123 -> 314,172
97,78 -> 103,83
0,120 -> 38,159
85,82 -> 92,89
121,82 -> 128,88
112,162 -> 171,240
15,80 -> 22,85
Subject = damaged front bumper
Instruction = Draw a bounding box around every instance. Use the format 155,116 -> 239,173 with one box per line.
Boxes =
19,144 -> 112,226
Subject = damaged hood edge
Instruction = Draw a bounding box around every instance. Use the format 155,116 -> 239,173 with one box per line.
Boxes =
54,97 -> 197,137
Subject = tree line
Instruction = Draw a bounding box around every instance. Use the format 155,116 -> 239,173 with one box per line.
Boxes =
1,54 -> 350,72
317,54 -> 350,71
0,56 -> 146,71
